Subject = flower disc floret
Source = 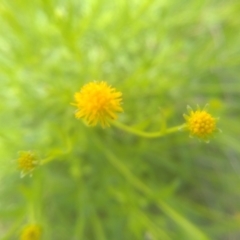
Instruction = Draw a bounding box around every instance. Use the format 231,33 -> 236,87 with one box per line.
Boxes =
17,151 -> 38,177
72,81 -> 123,127
184,106 -> 217,140
20,224 -> 41,240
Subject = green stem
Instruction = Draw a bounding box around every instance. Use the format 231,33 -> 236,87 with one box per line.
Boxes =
112,121 -> 186,138
28,202 -> 35,223
41,138 -> 72,165
99,146 -> 209,240
40,156 -> 55,165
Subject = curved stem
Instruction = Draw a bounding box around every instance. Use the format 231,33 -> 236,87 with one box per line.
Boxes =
112,121 -> 186,138
101,147 -> 209,240
40,155 -> 60,165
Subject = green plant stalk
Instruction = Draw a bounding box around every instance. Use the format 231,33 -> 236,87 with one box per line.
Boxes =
112,121 -> 186,138
28,202 -> 35,223
102,148 -> 209,240
92,208 -> 107,240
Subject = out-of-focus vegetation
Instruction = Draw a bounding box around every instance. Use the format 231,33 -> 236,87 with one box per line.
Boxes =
0,0 -> 240,239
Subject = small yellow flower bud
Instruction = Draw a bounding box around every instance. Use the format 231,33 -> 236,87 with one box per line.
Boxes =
183,105 -> 219,141
20,224 -> 41,240
17,151 -> 39,177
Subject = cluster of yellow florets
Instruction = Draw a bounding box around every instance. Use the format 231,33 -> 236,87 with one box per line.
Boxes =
184,106 -> 217,140
72,81 -> 123,127
20,224 -> 41,240
17,151 -> 38,177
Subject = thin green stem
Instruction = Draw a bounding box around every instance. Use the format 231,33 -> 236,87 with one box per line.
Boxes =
28,202 -> 35,223
41,137 -> 72,165
112,121 -> 186,138
40,156 -> 55,165
40,153 -> 63,165
98,146 -> 209,240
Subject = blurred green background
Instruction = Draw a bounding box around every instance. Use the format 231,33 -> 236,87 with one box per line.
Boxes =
0,0 -> 240,239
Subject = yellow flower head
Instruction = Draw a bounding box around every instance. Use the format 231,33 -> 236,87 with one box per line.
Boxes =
20,224 -> 41,240
72,81 -> 123,127
183,105 -> 218,141
17,151 -> 38,177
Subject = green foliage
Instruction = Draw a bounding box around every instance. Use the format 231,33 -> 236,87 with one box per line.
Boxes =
0,0 -> 240,239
